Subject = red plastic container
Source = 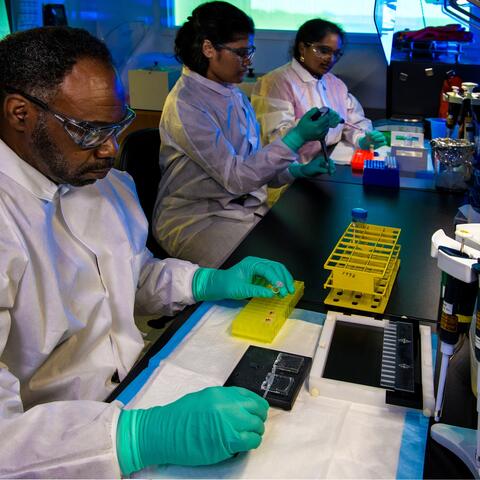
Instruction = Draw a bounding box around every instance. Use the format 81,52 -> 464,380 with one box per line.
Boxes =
351,149 -> 374,171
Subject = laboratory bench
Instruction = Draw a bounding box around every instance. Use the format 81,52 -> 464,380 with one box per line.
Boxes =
222,177 -> 475,478
110,175 -> 475,478
224,177 -> 461,322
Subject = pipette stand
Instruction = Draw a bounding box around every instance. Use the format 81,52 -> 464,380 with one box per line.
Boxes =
430,225 -> 480,478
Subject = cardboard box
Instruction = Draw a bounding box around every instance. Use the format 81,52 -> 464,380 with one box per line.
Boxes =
128,68 -> 181,111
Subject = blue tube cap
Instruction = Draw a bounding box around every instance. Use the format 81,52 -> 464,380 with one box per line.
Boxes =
351,207 -> 368,221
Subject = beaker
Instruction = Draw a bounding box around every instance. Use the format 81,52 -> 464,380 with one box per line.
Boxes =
431,138 -> 475,192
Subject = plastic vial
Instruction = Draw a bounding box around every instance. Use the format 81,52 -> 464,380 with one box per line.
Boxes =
351,208 -> 367,243
351,208 -> 368,224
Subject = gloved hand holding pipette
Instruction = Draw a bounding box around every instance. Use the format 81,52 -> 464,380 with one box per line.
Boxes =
284,106 -> 340,178
282,106 -> 341,152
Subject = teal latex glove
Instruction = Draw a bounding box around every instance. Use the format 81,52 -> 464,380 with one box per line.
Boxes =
192,256 -> 295,301
117,386 -> 269,475
289,155 -> 336,178
358,130 -> 387,150
282,107 -> 342,152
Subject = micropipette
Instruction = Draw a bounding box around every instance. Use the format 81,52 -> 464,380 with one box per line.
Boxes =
434,245 -> 477,421
310,107 -> 331,163
312,108 -> 364,132
340,119 -> 364,132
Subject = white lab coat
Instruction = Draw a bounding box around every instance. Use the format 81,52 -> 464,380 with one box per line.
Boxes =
0,139 -> 198,478
153,68 -> 297,268
251,59 -> 373,163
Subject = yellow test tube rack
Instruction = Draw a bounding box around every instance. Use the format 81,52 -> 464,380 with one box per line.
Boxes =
323,222 -> 401,313
231,280 -> 305,343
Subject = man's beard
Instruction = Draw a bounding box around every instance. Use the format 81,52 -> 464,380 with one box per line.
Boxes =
31,116 -> 111,186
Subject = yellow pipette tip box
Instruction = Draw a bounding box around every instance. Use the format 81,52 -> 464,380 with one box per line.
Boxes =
231,280 -> 304,343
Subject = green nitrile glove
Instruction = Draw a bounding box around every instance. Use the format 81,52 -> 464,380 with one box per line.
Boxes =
282,107 -> 342,152
192,256 -> 295,301
117,386 -> 269,475
358,130 -> 387,150
289,155 -> 336,178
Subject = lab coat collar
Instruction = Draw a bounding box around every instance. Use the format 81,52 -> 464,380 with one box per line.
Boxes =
0,138 -> 66,201
291,58 -> 318,83
183,67 -> 238,97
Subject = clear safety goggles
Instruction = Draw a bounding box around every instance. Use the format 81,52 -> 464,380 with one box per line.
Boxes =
5,87 -> 136,149
305,43 -> 344,61
216,44 -> 257,61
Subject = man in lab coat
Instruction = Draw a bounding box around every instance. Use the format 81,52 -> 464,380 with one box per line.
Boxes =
0,26 -> 295,477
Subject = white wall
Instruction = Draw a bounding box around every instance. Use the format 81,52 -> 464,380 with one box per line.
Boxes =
132,27 -> 388,112
10,0 -> 389,112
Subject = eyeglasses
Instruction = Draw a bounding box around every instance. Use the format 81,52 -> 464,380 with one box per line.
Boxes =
305,43 -> 344,60
5,87 -> 136,149
216,44 -> 256,61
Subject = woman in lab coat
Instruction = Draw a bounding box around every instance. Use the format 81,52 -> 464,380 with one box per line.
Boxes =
252,18 -> 386,164
153,2 -> 340,268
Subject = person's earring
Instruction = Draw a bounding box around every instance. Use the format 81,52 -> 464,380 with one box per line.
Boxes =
300,55 -> 305,63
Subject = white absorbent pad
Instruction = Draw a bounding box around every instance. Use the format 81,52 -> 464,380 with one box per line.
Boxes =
127,303 -> 427,479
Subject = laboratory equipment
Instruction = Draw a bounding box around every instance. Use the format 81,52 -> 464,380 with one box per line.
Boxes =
351,149 -> 374,171
388,130 -> 429,174
224,346 -> 312,410
390,131 -> 424,148
308,311 -> 435,414
351,207 -> 368,224
310,106 -> 331,162
390,145 -> 429,173
446,86 -> 463,137
430,225 -> 480,478
362,158 -> 400,188
442,82 -> 479,141
285,106 -> 339,154
442,0 -> 480,28
431,137 -> 475,191
433,228 -> 477,421
323,222 -> 401,313
341,120 -> 364,132
231,280 -> 304,343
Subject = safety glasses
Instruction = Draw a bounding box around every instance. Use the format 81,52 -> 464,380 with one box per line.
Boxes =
5,87 -> 136,149
216,44 -> 256,61
305,43 -> 344,61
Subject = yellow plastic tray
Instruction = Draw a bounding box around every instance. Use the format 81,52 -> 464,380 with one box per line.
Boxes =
324,259 -> 400,313
323,222 -> 401,313
231,280 -> 304,343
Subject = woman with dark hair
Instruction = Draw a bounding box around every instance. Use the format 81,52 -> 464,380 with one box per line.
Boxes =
252,18 -> 386,164
153,2 -> 340,267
